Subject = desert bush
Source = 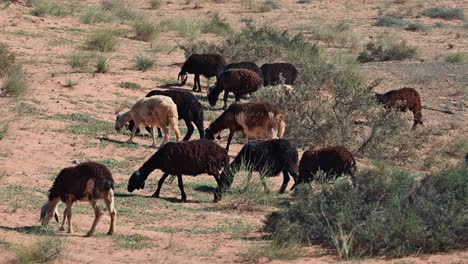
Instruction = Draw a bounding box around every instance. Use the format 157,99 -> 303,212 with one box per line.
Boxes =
101,0 -> 141,22
80,6 -> 113,24
95,54 -> 110,73
66,52 -> 91,72
265,163 -> 468,259
85,29 -> 117,52
134,55 -> 155,71
64,77 -> 78,88
444,52 -> 467,64
133,19 -> 159,42
2,70 -> 28,97
202,13 -> 232,36
404,21 -> 428,32
422,7 -> 465,21
14,237 -> 64,264
311,21 -> 358,48
357,37 -> 416,62
27,0 -> 70,17
119,81 -> 141,90
0,43 -> 15,77
258,0 -> 280,12
159,17 -> 204,39
149,0 -> 161,9
0,120 -> 9,140
375,15 -> 407,27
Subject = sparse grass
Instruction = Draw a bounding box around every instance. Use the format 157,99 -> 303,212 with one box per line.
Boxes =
101,0 -> 141,22
2,70 -> 29,97
55,113 -> 113,137
85,29 -> 117,52
119,81 -> 141,90
257,0 -> 280,12
15,101 -> 42,115
311,21 -> 358,48
112,234 -> 153,249
80,6 -> 112,24
149,0 -> 161,9
134,55 -> 155,72
0,185 -> 44,209
358,37 -> 416,62
133,19 -> 159,42
241,240 -> 303,262
14,237 -> 64,264
444,52 -> 467,64
375,15 -> 427,31
10,30 -> 42,38
95,54 -> 110,73
0,43 -> 15,77
64,77 -> 78,88
159,17 -> 204,39
404,21 -> 428,32
422,7 -> 465,21
202,13 -> 232,35
0,120 -> 9,140
27,0 -> 70,17
66,52 -> 91,72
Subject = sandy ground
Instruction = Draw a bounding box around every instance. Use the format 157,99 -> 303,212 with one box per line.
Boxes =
0,0 -> 467,263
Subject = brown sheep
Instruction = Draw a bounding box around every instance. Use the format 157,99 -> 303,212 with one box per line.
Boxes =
205,102 -> 285,151
375,87 -> 423,128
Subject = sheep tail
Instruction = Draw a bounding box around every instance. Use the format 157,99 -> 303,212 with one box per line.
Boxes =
102,179 -> 114,191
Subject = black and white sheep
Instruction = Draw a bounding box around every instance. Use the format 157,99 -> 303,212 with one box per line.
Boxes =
207,69 -> 263,109
205,102 -> 286,151
217,139 -> 299,201
260,63 -> 298,86
293,146 -> 357,188
127,89 -> 205,141
178,53 -> 227,92
40,162 -> 116,237
375,87 -> 423,128
127,139 -> 229,202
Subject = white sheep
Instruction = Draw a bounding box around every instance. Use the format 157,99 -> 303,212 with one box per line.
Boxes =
115,95 -> 181,147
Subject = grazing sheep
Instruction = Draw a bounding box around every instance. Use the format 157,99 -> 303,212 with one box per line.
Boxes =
207,69 -> 263,109
226,61 -> 263,80
260,63 -> 298,86
293,146 -> 357,189
115,95 -> 181,148
205,102 -> 285,151
217,139 -> 299,200
40,162 -> 116,237
127,89 -> 204,141
178,53 -> 227,92
127,139 -> 229,202
375,87 -> 423,128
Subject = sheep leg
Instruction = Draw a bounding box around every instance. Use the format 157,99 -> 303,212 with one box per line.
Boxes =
65,201 -> 73,234
278,170 -> 290,194
157,127 -> 163,138
223,91 -> 229,109
195,119 -> 205,139
261,175 -> 270,193
150,126 -> 157,148
152,172 -> 170,198
183,120 -> 194,141
226,130 -> 234,152
86,200 -> 102,237
161,126 -> 170,145
177,174 -> 187,202
171,121 -> 182,142
104,189 -> 116,235
59,207 -> 68,231
127,122 -> 139,144
278,121 -> 286,138
212,173 -> 222,203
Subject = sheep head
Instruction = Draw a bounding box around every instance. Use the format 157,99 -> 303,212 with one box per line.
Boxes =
178,71 -> 188,85
115,115 -> 124,132
127,170 -> 146,192
40,200 -> 59,226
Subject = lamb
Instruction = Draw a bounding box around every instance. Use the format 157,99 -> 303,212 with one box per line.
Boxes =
205,102 -> 285,151
127,139 -> 229,203
375,87 -> 423,128
207,69 -> 263,109
217,139 -> 299,201
260,63 -> 298,86
225,61 -> 263,80
293,146 -> 357,189
127,89 -> 204,141
40,162 -> 116,237
115,95 -> 181,148
178,53 -> 227,92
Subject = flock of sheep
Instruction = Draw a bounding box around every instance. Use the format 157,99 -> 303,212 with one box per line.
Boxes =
39,53 -> 424,237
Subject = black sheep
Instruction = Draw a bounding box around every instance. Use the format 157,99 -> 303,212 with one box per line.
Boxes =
207,69 -> 263,109
260,63 -> 298,86
127,89 -> 205,140
293,146 -> 356,188
40,162 -> 116,237
178,53 -> 227,92
217,139 -> 299,201
127,139 -> 229,202
375,87 -> 423,128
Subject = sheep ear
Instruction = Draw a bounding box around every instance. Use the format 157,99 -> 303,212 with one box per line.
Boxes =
54,212 -> 59,223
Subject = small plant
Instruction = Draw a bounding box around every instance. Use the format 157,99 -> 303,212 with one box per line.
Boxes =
0,43 -> 15,77
85,29 -> 117,52
444,52 -> 467,64
14,237 -> 63,264
358,38 -> 416,62
202,13 -> 232,35
66,52 -> 90,72
80,6 -> 112,24
0,121 -> 9,140
312,21 -> 358,48
133,19 -> 159,42
119,81 -> 141,90
2,70 -> 28,97
113,234 -> 152,249
404,22 -> 428,32
422,7 -> 465,21
149,0 -> 161,9
375,15 -> 407,27
95,54 -> 110,73
28,0 -> 69,17
159,17 -> 204,39
101,0 -> 141,22
64,77 -> 78,88
134,55 -> 155,72
258,0 -> 280,12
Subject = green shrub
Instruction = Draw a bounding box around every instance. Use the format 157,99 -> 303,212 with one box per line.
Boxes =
85,29 -> 117,52
119,81 -> 141,90
64,77 -> 78,88
134,55 -> 155,71
265,164 -> 468,259
14,237 -> 63,264
375,15 -> 407,27
358,38 -> 416,62
133,19 -> 158,42
149,0 -> 161,9
95,54 -> 110,73
311,21 -> 358,48
422,7 -> 464,21
80,6 -> 112,24
66,52 -> 91,71
404,21 -> 428,32
159,17 -> 203,39
444,52 -> 467,64
0,43 -> 16,77
258,0 -> 280,12
202,13 -> 232,35
101,0 -> 141,22
2,70 -> 28,97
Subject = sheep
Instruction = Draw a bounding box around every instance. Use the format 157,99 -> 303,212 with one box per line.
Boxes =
217,139 -> 299,201
260,63 -> 298,86
375,87 -> 423,128
127,89 -> 204,141
178,53 -> 227,92
115,95 -> 181,148
40,162 -> 116,237
127,139 -> 229,203
207,69 -> 263,109
205,102 -> 285,151
226,61 -> 263,80
293,146 -> 357,189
